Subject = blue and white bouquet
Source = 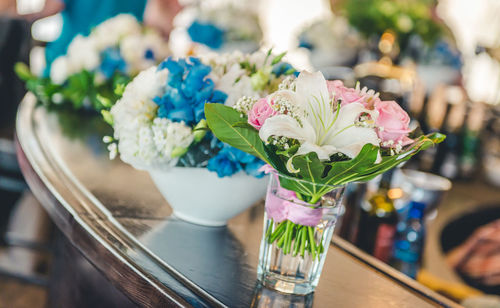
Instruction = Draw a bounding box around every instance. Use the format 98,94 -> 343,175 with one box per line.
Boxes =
17,14 -> 169,111
107,50 -> 295,178
169,2 -> 262,56
298,15 -> 362,68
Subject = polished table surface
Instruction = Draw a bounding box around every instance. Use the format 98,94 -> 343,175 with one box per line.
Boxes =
16,94 -> 461,308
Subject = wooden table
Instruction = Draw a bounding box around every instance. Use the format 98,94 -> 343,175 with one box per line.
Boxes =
16,94 -> 461,307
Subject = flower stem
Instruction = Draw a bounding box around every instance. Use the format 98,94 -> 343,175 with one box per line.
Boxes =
268,221 -> 286,244
308,226 -> 317,260
300,227 -> 307,257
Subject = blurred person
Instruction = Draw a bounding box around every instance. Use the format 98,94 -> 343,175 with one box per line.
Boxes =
143,0 -> 182,39
447,219 -> 500,286
20,0 -> 148,74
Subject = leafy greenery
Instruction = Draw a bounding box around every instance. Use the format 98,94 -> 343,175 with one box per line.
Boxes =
339,0 -> 444,50
15,62 -> 129,113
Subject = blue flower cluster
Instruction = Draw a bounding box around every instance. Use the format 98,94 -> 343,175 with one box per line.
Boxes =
187,20 -> 225,50
100,48 -> 127,78
207,143 -> 266,178
154,57 -> 227,125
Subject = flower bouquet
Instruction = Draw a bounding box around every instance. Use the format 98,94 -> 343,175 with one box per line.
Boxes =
107,50 -> 296,226
205,71 -> 445,293
16,14 -> 169,112
168,2 -> 262,56
298,15 -> 362,68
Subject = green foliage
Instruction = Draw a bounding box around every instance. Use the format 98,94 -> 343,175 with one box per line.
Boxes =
14,62 -> 129,115
205,103 -> 271,164
340,0 -> 444,48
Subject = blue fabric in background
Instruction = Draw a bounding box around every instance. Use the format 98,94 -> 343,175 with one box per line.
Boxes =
45,0 -> 146,74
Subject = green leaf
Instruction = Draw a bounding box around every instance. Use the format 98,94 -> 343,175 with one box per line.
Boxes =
231,121 -> 255,129
271,51 -> 287,65
205,103 -> 271,164
101,110 -> 114,125
96,94 -> 113,109
323,133 -> 446,186
282,152 -> 330,202
14,62 -> 35,81
114,83 -> 126,96
193,119 -> 208,143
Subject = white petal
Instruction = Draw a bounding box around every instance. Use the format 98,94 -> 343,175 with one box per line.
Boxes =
259,115 -> 316,143
295,141 -> 338,160
324,102 -> 379,158
295,71 -> 330,107
295,71 -> 336,139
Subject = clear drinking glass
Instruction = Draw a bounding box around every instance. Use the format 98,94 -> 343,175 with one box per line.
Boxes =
257,173 -> 345,295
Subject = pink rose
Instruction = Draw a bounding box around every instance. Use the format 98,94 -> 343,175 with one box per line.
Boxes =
326,80 -> 379,108
374,100 -> 413,147
248,97 -> 277,130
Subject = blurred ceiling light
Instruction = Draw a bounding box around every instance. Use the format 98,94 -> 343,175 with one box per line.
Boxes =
31,14 -> 62,42
387,188 -> 404,200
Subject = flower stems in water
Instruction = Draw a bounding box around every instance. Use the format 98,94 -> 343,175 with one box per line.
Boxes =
266,219 -> 323,260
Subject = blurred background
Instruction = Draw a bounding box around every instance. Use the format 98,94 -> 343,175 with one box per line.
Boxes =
1,0 -> 500,307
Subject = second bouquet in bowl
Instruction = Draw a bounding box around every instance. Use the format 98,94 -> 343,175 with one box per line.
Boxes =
106,50 -> 296,226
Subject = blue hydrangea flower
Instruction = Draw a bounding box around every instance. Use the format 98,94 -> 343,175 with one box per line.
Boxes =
272,62 -> 296,77
100,48 -> 127,79
207,150 -> 242,177
207,143 -> 266,178
244,160 -> 266,178
187,20 -> 225,49
154,57 -> 227,125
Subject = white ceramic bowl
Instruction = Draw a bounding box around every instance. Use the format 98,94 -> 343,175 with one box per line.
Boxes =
149,167 -> 268,226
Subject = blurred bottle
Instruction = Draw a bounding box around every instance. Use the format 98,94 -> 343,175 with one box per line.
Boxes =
431,87 -> 466,179
459,102 -> 484,180
418,84 -> 448,172
391,201 -> 426,279
337,182 -> 366,244
356,170 -> 398,263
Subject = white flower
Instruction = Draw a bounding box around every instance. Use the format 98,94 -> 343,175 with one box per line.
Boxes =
258,71 -> 379,171
120,31 -> 170,75
66,35 -> 100,72
111,66 -> 193,170
50,56 -> 69,84
204,50 -> 271,106
92,14 -> 142,50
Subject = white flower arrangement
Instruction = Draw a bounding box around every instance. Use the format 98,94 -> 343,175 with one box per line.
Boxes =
168,1 -> 262,56
298,15 -> 362,68
50,14 -> 169,85
107,50 -> 296,175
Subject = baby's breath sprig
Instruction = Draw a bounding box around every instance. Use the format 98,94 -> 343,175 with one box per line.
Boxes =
234,96 -> 258,115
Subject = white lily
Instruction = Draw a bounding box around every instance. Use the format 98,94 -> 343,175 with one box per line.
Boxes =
259,71 -> 380,172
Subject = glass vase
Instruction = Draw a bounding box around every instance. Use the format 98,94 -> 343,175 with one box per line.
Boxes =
257,172 -> 345,295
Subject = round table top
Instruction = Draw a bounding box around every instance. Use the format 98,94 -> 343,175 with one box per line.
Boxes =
16,94 -> 459,308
